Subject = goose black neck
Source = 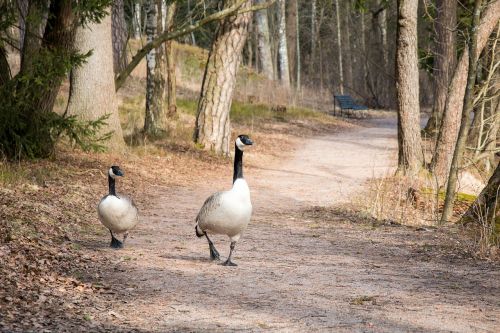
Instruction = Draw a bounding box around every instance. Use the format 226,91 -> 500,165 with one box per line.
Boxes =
108,175 -> 117,196
233,144 -> 244,184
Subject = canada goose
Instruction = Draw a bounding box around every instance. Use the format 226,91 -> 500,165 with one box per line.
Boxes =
195,135 -> 254,266
98,166 -> 139,248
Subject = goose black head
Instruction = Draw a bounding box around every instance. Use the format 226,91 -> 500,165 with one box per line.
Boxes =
235,135 -> 253,151
108,165 -> 124,178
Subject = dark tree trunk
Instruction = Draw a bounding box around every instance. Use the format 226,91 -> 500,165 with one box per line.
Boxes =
424,0 -> 457,135
36,0 -> 78,116
165,2 -> 177,117
460,162 -> 500,235
111,0 -> 129,74
20,0 -> 50,75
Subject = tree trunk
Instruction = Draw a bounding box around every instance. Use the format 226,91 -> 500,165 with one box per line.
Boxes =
111,0 -> 128,74
166,2 -> 177,117
255,0 -> 274,80
36,0 -> 78,116
286,0 -> 297,87
295,0 -> 300,91
333,0 -> 344,94
460,162 -> 499,235
440,0 -> 483,224
143,0 -> 166,137
341,0 -> 353,93
431,0 -> 500,182
194,0 -> 252,155
277,0 -> 290,87
66,7 -> 125,150
133,2 -> 141,39
20,0 -> 50,75
395,0 -> 423,175
423,0 -> 457,135
0,45 -> 10,87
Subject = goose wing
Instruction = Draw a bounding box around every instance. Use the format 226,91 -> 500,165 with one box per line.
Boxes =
196,191 -> 223,224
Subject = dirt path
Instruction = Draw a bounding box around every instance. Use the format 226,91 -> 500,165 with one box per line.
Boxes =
91,116 -> 500,332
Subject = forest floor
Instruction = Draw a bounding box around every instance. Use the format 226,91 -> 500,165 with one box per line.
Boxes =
1,114 -> 499,332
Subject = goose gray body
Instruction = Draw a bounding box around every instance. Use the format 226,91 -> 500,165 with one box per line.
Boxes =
195,135 -> 254,266
196,178 -> 252,242
98,194 -> 138,234
97,166 -> 138,248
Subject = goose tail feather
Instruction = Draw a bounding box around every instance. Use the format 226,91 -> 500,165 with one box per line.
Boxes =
195,224 -> 205,238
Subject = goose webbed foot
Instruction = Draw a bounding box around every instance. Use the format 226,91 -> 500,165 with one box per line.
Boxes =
205,233 -> 220,261
110,231 -> 123,249
221,241 -> 237,267
222,259 -> 237,266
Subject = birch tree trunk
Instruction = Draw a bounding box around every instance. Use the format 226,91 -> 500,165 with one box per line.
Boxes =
133,2 -> 141,39
431,0 -> 500,181
277,0 -> 290,87
194,0 -> 252,155
111,0 -> 128,73
423,0 -> 457,135
255,0 -> 274,80
395,0 -> 423,175
66,8 -> 125,150
143,0 -> 166,136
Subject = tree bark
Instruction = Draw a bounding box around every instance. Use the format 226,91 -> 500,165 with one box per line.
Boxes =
341,0 -> 353,92
111,0 -> 128,74
66,7 -> 125,150
255,0 -> 274,80
460,162 -> 499,233
133,2 -> 141,39
431,0 -> 500,182
286,0 -> 297,87
395,0 -> 423,175
194,0 -> 252,155
334,0 -> 344,94
166,2 -> 177,117
36,0 -> 78,116
294,0 -> 300,91
143,0 -> 166,137
19,0 -> 50,76
440,0 -> 483,224
277,0 -> 290,87
423,0 -> 457,135
0,45 -> 10,87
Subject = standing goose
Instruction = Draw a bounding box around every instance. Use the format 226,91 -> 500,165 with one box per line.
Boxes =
98,166 -> 139,248
195,135 -> 254,266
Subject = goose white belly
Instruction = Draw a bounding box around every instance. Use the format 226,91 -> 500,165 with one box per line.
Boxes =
198,179 -> 252,241
98,195 -> 138,233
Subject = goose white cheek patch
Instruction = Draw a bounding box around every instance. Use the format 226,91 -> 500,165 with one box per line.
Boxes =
108,168 -> 116,178
236,137 -> 246,151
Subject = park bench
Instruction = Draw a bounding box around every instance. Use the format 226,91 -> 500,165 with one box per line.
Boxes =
333,95 -> 368,117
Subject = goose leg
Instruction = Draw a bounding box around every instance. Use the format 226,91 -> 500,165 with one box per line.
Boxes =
205,234 -> 220,261
222,241 -> 237,266
123,232 -> 129,244
110,230 -> 123,249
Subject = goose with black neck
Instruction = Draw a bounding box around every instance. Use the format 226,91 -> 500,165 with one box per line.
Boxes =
98,166 -> 139,248
195,135 -> 254,266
